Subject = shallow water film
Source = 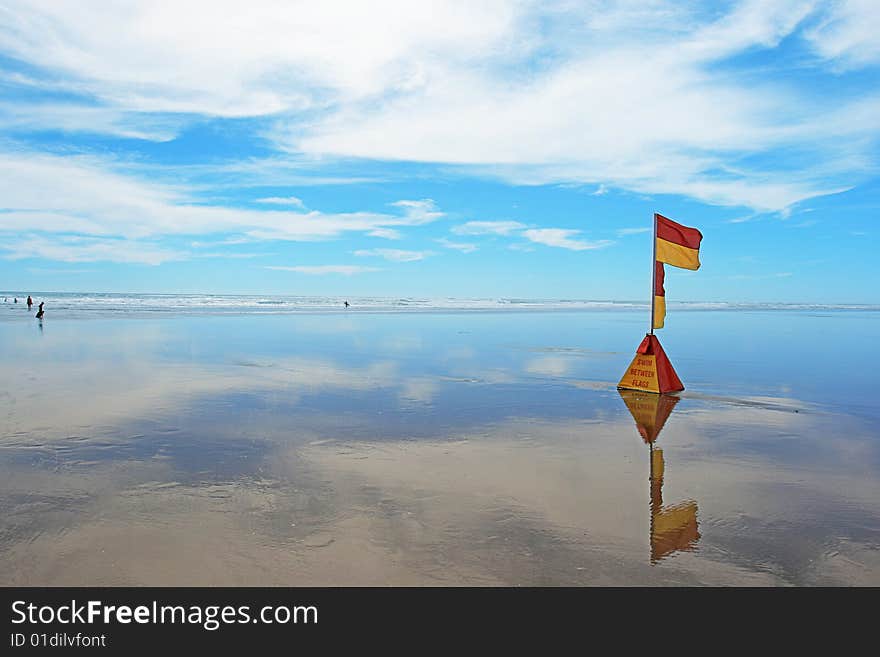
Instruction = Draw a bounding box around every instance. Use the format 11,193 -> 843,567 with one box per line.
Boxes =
1,309 -> 878,585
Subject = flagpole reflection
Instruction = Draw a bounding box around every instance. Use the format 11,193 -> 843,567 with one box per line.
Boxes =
619,390 -> 700,563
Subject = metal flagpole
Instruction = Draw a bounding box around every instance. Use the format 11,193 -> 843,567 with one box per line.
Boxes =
648,441 -> 657,562
650,212 -> 657,335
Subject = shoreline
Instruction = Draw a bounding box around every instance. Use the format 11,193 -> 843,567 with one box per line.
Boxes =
4,308 -> 880,323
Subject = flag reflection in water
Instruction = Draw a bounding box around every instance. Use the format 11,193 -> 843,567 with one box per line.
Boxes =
618,390 -> 700,563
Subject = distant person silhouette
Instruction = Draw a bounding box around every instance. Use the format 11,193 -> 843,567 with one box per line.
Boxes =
14,297 -> 17,303
344,300 -> 350,308
27,295 -> 32,309
35,302 -> 44,319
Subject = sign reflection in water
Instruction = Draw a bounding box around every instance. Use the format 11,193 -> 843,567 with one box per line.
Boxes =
619,390 -> 700,563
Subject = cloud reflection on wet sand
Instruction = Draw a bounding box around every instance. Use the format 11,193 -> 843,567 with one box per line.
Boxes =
1,314 -> 878,585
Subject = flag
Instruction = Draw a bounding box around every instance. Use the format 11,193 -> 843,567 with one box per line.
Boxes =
653,260 -> 665,329
655,213 -> 702,271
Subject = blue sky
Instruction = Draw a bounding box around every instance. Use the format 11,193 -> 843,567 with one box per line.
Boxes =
0,0 -> 877,302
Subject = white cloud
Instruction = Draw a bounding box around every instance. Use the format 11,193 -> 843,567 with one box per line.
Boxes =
148,157 -> 383,188
284,3 -> 877,211
194,252 -> 267,259
726,213 -> 761,224
389,199 -> 444,224
265,265 -> 380,275
0,2 -> 877,211
0,151 -> 445,245
354,248 -> 431,262
256,196 -> 305,208
368,228 -> 402,240
727,272 -> 793,280
190,237 -> 256,247
616,227 -> 651,236
435,237 -> 477,253
476,161 -> 852,211
522,228 -> 613,251
0,0 -> 519,116
1,235 -> 184,265
804,0 -> 880,68
26,267 -> 97,275
451,221 -> 526,236
0,100 -> 181,141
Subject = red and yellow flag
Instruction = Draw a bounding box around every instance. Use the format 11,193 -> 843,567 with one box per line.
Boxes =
655,213 -> 702,270
653,214 -> 702,330
653,260 -> 665,330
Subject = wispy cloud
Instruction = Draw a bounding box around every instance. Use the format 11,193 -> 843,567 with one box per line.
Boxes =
451,221 -> 526,236
368,228 -> 402,240
1,235 -> 184,265
354,248 -> 431,262
190,237 -> 257,248
256,196 -> 306,208
0,100 -> 181,141
726,213 -> 762,224
0,151 -> 446,246
803,0 -> 880,69
0,0 -> 877,281
389,199 -> 444,224
265,265 -> 380,275
435,237 -> 477,253
142,157 -> 383,188
285,2 -> 878,211
0,1 -> 520,118
0,2 -> 876,212
727,272 -> 793,280
193,252 -> 267,259
26,267 -> 98,275
616,227 -> 651,236
522,229 -> 613,251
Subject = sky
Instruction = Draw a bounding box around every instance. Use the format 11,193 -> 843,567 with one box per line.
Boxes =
0,0 -> 877,303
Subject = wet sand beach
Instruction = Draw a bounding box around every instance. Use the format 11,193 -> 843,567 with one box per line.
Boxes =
1,307 -> 878,585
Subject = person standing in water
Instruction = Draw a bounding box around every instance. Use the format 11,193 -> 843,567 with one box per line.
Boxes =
343,300 -> 350,308
27,295 -> 32,309
35,302 -> 44,319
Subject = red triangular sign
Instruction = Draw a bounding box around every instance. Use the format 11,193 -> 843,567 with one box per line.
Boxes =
617,334 -> 684,394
